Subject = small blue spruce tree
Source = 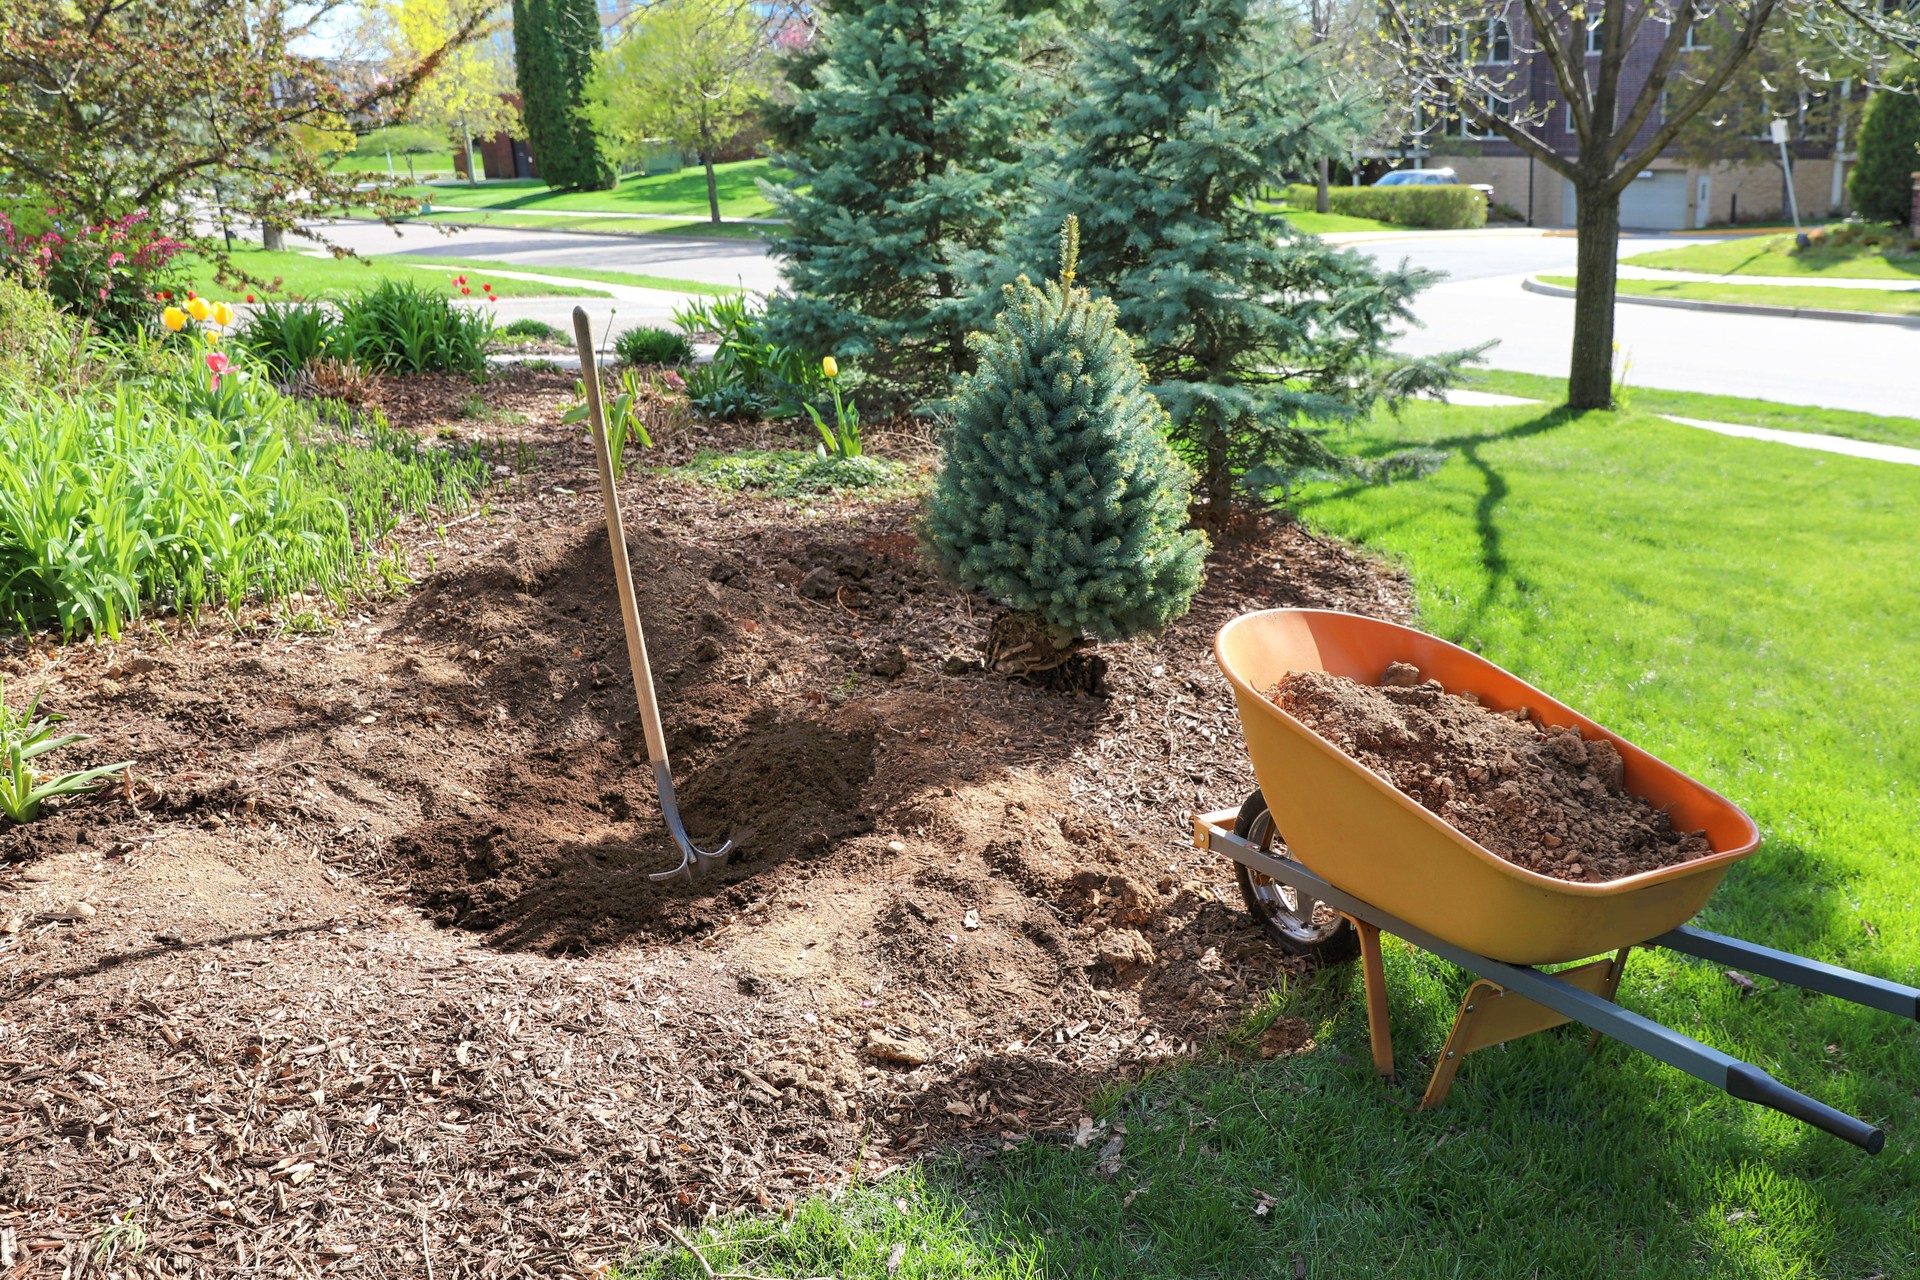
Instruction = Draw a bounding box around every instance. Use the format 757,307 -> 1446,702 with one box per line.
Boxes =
926,218 -> 1208,670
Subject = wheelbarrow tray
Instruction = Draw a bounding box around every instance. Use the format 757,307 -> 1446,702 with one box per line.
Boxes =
1216,609 -> 1760,965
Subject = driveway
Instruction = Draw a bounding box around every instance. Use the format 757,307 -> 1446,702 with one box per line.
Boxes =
311,219 -> 781,294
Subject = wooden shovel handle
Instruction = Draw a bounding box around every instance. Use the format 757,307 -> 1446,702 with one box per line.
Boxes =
572,307 -> 670,769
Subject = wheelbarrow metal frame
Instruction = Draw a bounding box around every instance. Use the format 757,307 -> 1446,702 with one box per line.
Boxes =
1195,809 -> 1916,1154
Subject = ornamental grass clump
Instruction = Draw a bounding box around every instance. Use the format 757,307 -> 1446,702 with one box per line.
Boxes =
925,218 -> 1208,672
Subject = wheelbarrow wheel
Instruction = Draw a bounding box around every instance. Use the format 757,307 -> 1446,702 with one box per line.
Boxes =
1233,789 -> 1359,966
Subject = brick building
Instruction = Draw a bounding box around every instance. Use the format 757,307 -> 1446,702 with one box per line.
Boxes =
1398,9 -> 1854,229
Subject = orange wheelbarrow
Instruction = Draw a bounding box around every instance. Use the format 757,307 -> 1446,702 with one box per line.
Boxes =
1194,609 -> 1917,1153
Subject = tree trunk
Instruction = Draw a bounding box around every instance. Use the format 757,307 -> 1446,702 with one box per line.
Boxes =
1204,421 -> 1232,520
1316,156 -> 1331,214
260,219 -> 285,253
1567,182 -> 1622,411
703,156 -> 721,225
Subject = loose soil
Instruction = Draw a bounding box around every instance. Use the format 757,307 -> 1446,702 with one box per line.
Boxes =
0,368 -> 1412,1279
1265,667 -> 1715,882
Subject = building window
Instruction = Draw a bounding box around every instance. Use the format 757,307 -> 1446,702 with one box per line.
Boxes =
1681,22 -> 1705,49
1586,15 -> 1603,55
1457,17 -> 1512,65
1446,93 -> 1510,140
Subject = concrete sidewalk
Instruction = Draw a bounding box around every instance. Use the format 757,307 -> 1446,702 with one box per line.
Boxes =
1616,264 -> 1920,291
1439,389 -> 1920,468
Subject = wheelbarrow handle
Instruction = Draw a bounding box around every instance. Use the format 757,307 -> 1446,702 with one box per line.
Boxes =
1654,925 -> 1920,1021
1726,1064 -> 1884,1153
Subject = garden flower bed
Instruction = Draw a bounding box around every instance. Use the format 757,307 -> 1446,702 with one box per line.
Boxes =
0,367 -> 1409,1278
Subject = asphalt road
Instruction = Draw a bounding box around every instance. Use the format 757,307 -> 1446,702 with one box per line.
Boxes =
322,219 -> 1920,418
1349,232 -> 1920,418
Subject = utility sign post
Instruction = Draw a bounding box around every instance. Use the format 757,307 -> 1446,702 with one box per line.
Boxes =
1770,117 -> 1807,245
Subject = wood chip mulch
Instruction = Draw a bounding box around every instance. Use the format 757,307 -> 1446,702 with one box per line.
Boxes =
0,368 -> 1413,1278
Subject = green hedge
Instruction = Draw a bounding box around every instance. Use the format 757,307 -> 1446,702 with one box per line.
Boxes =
1283,183 -> 1488,230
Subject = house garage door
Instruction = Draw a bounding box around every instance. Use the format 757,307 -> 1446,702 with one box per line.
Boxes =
1561,171 -> 1691,230
1618,170 -> 1690,230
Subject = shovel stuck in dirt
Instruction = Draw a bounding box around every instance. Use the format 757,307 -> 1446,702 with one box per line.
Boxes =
572,307 -> 733,884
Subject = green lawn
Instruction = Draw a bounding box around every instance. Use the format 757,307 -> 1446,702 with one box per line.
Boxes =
182,248 -> 606,301
1287,209 -> 1404,234
622,397 -> 1920,1280
1465,369 -> 1920,451
1539,273 -> 1920,318
396,256 -> 743,298
405,157 -> 788,220
1623,233 -> 1920,281
330,152 -> 455,180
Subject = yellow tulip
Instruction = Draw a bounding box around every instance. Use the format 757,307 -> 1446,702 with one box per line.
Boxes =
205,331 -> 221,346
187,297 -> 211,323
212,301 -> 235,328
822,356 -> 839,379
161,306 -> 186,331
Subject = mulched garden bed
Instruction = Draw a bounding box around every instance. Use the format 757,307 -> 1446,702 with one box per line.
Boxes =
0,368 -> 1411,1279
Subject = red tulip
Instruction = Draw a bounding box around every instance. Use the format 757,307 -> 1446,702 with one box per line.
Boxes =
488,295 -> 497,303
245,293 -> 255,303
461,286 -> 471,295
481,283 -> 491,292
455,275 -> 467,286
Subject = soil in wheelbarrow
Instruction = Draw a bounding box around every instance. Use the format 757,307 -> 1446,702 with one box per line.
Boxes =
1265,666 -> 1715,882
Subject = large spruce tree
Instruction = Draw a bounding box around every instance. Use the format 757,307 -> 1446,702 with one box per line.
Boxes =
1850,65 -> 1920,226
763,0 -> 1033,398
926,218 -> 1207,663
512,0 -> 615,191
1006,0 -> 1470,516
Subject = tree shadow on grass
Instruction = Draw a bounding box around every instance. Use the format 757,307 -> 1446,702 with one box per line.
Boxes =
1310,407 -> 1583,639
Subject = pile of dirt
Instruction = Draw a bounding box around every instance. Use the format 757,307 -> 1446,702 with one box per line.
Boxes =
0,366 -> 1420,1278
1265,664 -> 1715,882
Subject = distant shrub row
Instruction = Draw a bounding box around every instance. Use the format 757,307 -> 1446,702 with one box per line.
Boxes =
1283,183 -> 1488,230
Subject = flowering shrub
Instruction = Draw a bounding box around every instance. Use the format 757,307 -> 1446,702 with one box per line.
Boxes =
0,206 -> 187,333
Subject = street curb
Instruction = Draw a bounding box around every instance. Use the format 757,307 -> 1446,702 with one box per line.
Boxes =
1319,227 -> 1559,245
1521,276 -> 1920,329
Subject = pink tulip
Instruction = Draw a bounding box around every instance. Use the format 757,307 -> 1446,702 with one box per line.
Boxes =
206,350 -> 232,391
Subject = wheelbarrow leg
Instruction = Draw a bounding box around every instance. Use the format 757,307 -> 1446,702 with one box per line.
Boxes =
1420,949 -> 1633,1110
1348,915 -> 1395,1080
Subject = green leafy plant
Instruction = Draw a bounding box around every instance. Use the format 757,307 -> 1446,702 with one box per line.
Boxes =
0,344 -> 487,637
237,301 -> 340,377
86,1209 -> 148,1268
804,356 -> 861,458
673,295 -> 824,419
0,679 -> 131,823
335,279 -> 495,376
496,317 -> 565,343
562,367 -> 674,472
614,324 -> 692,366
683,449 -> 905,498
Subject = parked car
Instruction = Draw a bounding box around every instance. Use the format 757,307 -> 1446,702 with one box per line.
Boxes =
1372,167 -> 1495,202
